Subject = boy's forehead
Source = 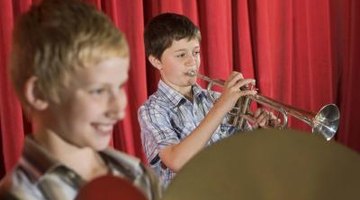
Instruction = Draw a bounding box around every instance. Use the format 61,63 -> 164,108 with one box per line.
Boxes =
170,38 -> 200,49
86,56 -> 128,70
67,57 -> 129,83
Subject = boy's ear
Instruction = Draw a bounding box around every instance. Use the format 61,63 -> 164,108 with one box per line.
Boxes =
148,55 -> 163,70
24,76 -> 49,110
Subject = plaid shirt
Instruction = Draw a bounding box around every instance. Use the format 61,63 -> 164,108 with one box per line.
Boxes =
138,80 -> 242,187
0,136 -> 162,200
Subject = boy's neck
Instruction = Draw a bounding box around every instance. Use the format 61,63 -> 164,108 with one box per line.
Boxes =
33,129 -> 108,181
183,91 -> 193,102
161,79 -> 194,101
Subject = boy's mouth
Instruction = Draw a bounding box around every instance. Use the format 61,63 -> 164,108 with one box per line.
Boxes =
185,70 -> 197,77
92,123 -> 114,136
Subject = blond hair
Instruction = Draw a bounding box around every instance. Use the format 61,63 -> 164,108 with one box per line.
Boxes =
10,0 -> 129,106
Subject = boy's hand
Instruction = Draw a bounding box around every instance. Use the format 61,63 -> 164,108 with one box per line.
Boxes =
216,71 -> 257,112
252,108 -> 281,128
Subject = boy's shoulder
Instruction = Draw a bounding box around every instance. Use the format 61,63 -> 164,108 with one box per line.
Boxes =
138,87 -> 175,115
0,149 -> 161,200
0,166 -> 45,200
101,148 -> 162,199
102,148 -> 159,183
139,82 -> 218,112
140,92 -> 169,109
102,148 -> 143,173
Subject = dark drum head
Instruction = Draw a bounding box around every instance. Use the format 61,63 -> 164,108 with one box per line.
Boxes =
163,129 -> 360,200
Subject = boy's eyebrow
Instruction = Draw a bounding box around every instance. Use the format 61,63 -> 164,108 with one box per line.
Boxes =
173,49 -> 188,52
173,46 -> 200,52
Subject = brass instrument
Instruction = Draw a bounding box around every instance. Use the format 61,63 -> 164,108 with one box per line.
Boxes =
197,73 -> 340,141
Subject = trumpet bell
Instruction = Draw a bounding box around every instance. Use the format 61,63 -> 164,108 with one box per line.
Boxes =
313,104 -> 340,141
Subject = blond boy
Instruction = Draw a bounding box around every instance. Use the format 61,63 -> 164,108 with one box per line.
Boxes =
0,0 -> 161,199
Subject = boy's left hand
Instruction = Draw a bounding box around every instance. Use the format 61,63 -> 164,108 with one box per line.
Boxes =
252,108 -> 281,128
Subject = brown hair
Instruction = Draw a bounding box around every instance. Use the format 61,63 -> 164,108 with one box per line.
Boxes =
144,12 -> 201,59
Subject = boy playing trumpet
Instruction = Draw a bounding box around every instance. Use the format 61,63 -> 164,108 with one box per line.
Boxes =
138,13 -> 279,187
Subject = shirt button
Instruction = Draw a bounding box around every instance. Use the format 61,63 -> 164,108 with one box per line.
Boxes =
68,172 -> 76,179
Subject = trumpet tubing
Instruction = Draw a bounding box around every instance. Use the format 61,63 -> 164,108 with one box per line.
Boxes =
197,73 -> 340,140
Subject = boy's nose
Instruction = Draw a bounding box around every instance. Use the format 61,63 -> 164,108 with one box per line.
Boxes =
185,54 -> 198,66
106,89 -> 127,120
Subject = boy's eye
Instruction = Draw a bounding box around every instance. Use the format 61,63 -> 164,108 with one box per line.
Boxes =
193,51 -> 200,56
176,53 -> 187,58
90,88 -> 106,95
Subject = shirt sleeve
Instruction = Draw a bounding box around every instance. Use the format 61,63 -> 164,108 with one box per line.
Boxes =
138,104 -> 180,164
0,170 -> 45,200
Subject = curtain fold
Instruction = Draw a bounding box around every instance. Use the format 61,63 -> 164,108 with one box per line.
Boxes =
1,0 -> 359,179
198,0 -> 233,80
0,0 -> 25,173
337,0 -> 360,150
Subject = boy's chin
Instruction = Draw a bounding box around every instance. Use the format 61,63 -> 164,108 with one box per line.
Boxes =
82,138 -> 112,151
94,140 -> 112,151
187,77 -> 197,85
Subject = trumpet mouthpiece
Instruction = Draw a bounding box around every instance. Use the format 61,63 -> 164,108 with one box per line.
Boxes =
185,71 -> 197,77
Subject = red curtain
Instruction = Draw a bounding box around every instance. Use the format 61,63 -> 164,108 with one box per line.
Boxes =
1,0 -> 359,178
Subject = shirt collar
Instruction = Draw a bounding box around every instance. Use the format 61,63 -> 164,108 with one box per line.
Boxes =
157,79 -> 207,108
22,136 -> 63,178
21,136 -> 142,184
19,136 -> 85,187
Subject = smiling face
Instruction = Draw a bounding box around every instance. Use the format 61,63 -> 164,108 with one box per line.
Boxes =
151,38 -> 200,95
44,57 -> 129,151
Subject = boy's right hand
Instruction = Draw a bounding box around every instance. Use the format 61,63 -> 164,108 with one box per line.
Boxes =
216,71 -> 257,112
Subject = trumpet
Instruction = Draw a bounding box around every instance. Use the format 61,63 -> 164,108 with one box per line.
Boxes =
196,73 -> 340,141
